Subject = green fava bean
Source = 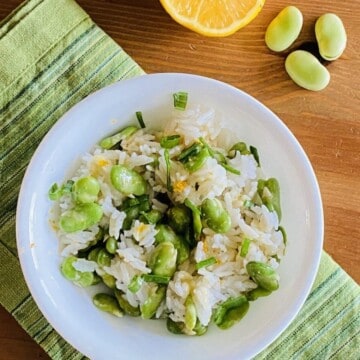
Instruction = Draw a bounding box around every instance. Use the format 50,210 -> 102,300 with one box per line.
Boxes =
148,242 -> 177,277
166,318 -> 185,334
60,256 -> 80,281
285,50 -> 330,91
59,203 -> 103,233
213,295 -> 249,330
114,289 -> 141,316
101,273 -> 117,289
73,176 -> 100,204
74,271 -> 100,287
105,236 -> 118,254
265,6 -> 303,52
246,287 -> 272,301
201,198 -> 231,234
167,205 -> 191,234
246,261 -> 279,291
93,293 -> 123,317
315,13 -> 347,61
96,248 -> 113,267
110,165 -> 147,196
155,224 -> 189,264
140,286 -> 166,319
184,296 -> 197,331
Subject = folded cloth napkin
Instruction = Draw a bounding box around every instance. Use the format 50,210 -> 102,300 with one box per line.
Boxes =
0,0 -> 358,359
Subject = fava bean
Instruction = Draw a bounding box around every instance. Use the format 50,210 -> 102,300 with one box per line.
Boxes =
105,236 -> 118,254
93,293 -> 123,317
167,205 -> 191,234
166,318 -> 185,334
140,286 -> 166,319
201,198 -> 231,234
246,287 -> 272,301
74,271 -> 100,287
148,242 -> 177,277
265,6 -> 303,52
315,13 -> 347,61
101,273 -> 117,289
184,296 -> 197,331
99,126 -> 138,149
258,178 -> 282,221
59,203 -> 103,233
193,320 -> 208,336
60,256 -> 80,281
96,248 -> 113,267
114,289 -> 141,316
246,261 -> 279,291
87,247 -> 101,262
61,256 -> 99,286
213,295 -> 249,330
110,165 -> 147,196
73,176 -> 100,204
155,224 -> 189,264
285,50 -> 330,91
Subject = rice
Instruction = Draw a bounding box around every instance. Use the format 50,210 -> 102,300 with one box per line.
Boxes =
50,99 -> 286,335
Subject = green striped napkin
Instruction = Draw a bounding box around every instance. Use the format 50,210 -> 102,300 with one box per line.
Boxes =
0,0 -> 358,359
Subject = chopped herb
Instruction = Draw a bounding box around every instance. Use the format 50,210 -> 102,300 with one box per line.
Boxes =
196,257 -> 217,270
243,199 -> 253,208
48,180 -> 74,201
240,238 -> 251,257
160,134 -> 181,149
178,142 -> 202,162
128,275 -> 143,293
136,111 -> 146,128
142,274 -> 171,284
250,145 -> 260,166
228,142 -> 250,158
173,91 -> 188,110
164,149 -> 172,192
278,225 -> 287,246
184,198 -> 202,241
219,162 -> 241,175
200,137 -> 240,175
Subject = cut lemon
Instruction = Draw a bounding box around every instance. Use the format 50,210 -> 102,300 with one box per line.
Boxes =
160,0 -> 265,37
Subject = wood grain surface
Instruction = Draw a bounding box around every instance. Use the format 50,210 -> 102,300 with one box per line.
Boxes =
0,0 -> 359,359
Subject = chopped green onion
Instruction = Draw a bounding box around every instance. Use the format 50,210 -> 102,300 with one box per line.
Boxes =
243,199 -> 253,208
164,149 -> 172,192
142,274 -> 171,284
99,126 -> 138,149
240,238 -> 251,257
184,198 -> 202,241
228,142 -> 250,158
48,183 -> 61,201
128,275 -> 143,293
62,180 -> 74,194
48,180 -> 74,201
278,225 -> 287,246
200,137 -> 240,175
178,142 -> 202,162
160,135 -> 181,149
136,111 -> 146,128
250,145 -> 260,166
196,257 -> 217,270
173,91 -> 188,110
140,209 -> 163,225
219,163 -> 241,175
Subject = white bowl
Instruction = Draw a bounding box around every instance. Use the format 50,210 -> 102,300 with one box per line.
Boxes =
16,73 -> 323,359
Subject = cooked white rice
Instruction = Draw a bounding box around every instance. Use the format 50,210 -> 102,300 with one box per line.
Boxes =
52,102 -> 286,333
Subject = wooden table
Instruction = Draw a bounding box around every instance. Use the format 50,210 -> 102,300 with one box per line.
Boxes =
1,0 -> 359,358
